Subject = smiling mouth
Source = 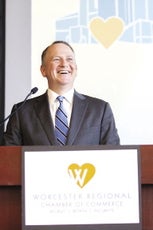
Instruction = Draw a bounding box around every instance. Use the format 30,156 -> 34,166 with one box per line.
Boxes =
57,70 -> 70,74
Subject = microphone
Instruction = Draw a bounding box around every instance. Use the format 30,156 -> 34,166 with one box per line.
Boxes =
0,87 -> 38,127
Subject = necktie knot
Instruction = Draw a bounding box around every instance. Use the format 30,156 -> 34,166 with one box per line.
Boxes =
57,96 -> 64,104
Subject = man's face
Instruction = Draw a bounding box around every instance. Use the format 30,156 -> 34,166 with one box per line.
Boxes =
40,43 -> 77,92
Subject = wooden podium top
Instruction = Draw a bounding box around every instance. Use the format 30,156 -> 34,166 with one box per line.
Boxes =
140,145 -> 153,184
0,146 -> 21,185
0,145 -> 153,186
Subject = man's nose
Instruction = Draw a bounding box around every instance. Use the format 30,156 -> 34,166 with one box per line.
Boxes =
60,59 -> 68,66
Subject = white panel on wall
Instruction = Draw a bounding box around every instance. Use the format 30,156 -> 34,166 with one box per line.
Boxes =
5,0 -> 31,117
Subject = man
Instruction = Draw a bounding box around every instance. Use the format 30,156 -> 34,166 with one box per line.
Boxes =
3,41 -> 120,145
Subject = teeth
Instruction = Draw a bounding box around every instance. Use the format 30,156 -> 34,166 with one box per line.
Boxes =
59,70 -> 69,74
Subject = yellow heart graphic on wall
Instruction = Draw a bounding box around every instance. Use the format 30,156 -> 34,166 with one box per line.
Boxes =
68,163 -> 95,188
89,17 -> 124,48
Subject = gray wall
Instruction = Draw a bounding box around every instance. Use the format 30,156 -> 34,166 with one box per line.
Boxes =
5,0 -> 31,121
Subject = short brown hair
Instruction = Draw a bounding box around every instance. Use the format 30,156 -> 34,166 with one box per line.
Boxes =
41,40 -> 74,64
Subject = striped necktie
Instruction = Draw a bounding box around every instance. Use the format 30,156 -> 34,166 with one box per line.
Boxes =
55,96 -> 69,145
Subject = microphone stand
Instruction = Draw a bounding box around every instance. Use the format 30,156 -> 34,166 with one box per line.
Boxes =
0,87 -> 38,127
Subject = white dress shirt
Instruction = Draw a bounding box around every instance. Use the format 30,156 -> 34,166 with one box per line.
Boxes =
47,88 -> 74,127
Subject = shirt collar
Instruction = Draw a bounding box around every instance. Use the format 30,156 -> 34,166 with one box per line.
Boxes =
47,88 -> 74,105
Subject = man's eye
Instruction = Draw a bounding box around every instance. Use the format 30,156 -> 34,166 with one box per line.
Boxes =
52,58 -> 60,62
67,57 -> 74,62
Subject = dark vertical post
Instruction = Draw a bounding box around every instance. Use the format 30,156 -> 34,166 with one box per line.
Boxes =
0,0 -> 5,145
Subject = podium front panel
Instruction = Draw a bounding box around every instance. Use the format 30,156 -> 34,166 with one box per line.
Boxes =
22,145 -> 141,230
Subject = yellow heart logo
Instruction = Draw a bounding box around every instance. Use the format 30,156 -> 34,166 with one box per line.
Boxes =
68,163 -> 95,188
89,17 -> 124,48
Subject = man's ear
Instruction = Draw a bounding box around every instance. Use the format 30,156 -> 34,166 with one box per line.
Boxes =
40,65 -> 46,77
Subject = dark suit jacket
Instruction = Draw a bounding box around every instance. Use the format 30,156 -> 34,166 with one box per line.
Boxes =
3,91 -> 120,145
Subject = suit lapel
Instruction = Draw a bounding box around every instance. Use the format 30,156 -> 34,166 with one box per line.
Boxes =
33,93 -> 57,145
67,91 -> 88,145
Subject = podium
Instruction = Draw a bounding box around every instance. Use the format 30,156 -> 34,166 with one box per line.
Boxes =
0,146 -> 153,230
